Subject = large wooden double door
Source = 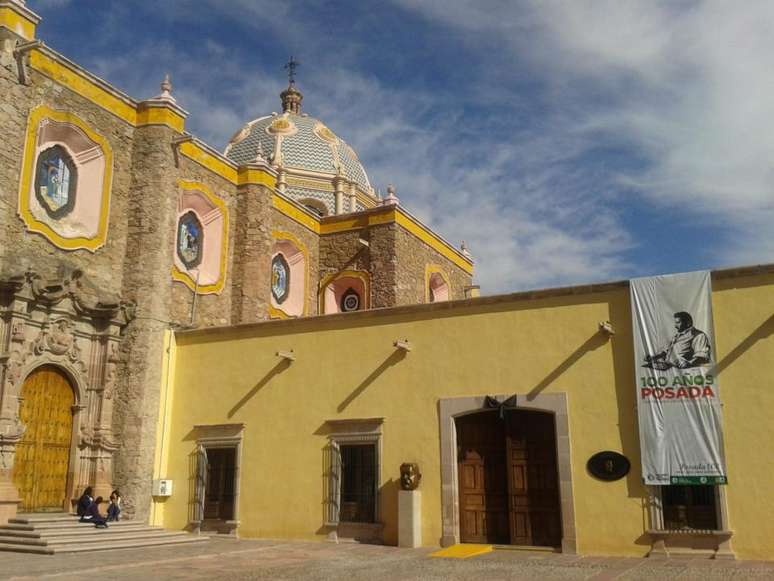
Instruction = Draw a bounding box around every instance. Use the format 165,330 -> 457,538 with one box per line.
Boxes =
457,410 -> 561,547
13,366 -> 74,512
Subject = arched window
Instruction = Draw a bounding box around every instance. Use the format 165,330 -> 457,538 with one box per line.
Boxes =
320,271 -> 370,314
270,235 -> 307,318
20,107 -> 112,251
176,211 -> 204,269
299,198 -> 328,218
172,181 -> 228,295
34,145 -> 77,219
427,269 -> 450,303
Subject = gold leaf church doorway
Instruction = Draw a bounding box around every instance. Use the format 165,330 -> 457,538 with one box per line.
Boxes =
13,366 -> 75,512
457,409 -> 562,547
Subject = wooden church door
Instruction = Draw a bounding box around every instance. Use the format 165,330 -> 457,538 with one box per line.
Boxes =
13,366 -> 74,512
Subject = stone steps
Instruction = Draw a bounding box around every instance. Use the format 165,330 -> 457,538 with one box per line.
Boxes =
0,512 -> 207,555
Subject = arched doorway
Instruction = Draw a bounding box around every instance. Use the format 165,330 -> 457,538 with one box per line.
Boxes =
13,366 -> 75,512
456,409 -> 561,547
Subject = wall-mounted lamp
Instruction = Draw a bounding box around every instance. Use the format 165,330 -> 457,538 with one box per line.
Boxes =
276,350 -> 296,362
598,321 -> 615,336
394,339 -> 412,352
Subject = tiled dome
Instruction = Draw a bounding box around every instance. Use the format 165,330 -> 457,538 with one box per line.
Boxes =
224,112 -> 371,194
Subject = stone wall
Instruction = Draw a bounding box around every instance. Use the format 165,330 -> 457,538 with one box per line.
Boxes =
367,223 -> 398,308
394,225 -> 472,306
169,156 -> 237,328
230,183 -> 273,324
0,65 -> 134,295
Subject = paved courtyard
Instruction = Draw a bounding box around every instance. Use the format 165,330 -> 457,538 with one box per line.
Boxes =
2,538 -> 774,580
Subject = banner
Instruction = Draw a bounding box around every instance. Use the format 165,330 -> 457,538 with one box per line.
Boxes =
630,270 -> 727,485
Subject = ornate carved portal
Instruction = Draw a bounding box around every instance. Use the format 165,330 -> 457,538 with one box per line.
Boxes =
0,270 -> 132,522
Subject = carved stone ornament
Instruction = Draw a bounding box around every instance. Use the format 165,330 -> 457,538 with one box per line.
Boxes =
400,462 -> 422,491
33,318 -> 80,361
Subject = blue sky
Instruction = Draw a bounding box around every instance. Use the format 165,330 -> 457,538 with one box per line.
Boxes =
31,1 -> 774,293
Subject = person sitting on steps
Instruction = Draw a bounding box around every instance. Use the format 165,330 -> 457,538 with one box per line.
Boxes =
79,496 -> 109,528
107,489 -> 122,522
76,486 -> 93,517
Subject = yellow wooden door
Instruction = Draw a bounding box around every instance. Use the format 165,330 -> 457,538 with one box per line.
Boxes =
13,366 -> 74,512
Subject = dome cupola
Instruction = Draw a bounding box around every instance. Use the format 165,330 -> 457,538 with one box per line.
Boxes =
224,60 -> 377,216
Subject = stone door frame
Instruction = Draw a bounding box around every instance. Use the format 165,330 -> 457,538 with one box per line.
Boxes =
0,270 -> 131,521
439,393 -> 576,554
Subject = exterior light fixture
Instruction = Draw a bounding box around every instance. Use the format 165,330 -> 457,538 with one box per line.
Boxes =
276,350 -> 296,362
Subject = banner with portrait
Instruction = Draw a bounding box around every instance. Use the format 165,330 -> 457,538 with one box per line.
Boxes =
630,270 -> 727,485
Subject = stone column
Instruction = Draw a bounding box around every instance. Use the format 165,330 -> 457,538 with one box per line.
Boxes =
230,171 -> 273,324
348,183 -> 357,213
334,173 -> 345,215
398,490 -> 422,548
0,295 -> 27,522
113,122 -> 180,521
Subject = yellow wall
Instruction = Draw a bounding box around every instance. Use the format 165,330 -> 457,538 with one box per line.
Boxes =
157,271 -> 774,559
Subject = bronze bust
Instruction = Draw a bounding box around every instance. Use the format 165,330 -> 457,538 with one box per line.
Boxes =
400,463 -> 421,491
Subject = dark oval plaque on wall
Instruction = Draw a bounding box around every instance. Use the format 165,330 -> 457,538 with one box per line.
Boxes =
587,451 -> 630,481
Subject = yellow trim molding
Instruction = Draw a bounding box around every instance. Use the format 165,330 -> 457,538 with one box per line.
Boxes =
29,50 -> 137,126
0,3 -> 39,41
171,180 -> 229,295
18,105 -> 113,252
238,166 -> 276,188
270,230 -> 310,318
395,209 -> 473,274
178,141 -> 238,184
425,264 -> 451,302
318,269 -> 371,313
136,106 -> 185,132
272,194 -> 321,234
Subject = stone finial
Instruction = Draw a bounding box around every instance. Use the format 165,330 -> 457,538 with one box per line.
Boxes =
460,241 -> 471,257
383,184 -> 400,206
254,142 -> 265,162
154,73 -> 176,103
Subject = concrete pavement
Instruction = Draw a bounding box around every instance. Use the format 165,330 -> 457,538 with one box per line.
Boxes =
2,537 -> 773,580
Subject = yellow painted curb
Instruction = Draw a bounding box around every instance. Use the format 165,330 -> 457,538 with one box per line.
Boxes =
429,544 -> 494,559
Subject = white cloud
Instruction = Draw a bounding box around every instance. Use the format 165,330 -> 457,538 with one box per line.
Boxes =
66,0 -> 774,292
398,0 -> 774,270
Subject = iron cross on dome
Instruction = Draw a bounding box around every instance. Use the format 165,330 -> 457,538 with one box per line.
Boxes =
284,56 -> 301,84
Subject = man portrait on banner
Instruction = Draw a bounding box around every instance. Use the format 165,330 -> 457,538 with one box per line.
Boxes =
644,311 -> 712,370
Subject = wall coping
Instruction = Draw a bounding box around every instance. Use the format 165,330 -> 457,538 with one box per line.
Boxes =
175,262 -> 774,343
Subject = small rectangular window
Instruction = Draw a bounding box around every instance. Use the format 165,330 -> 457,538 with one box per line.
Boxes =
662,485 -> 718,530
339,444 -> 376,523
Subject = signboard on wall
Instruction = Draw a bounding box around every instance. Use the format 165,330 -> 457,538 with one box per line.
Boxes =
630,270 -> 727,485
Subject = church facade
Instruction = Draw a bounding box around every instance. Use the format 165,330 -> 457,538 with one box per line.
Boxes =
0,0 -> 473,524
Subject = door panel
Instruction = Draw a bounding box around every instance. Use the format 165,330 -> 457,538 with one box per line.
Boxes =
13,367 -> 74,512
506,411 -> 562,547
457,412 -> 509,544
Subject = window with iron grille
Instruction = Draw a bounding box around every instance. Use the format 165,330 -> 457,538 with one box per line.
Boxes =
339,444 -> 376,523
662,485 -> 719,530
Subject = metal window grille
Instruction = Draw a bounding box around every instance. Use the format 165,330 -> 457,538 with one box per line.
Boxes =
339,444 -> 376,523
662,485 -> 719,531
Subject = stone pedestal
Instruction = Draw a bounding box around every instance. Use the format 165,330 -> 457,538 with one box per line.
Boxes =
398,490 -> 421,548
0,475 -> 21,524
